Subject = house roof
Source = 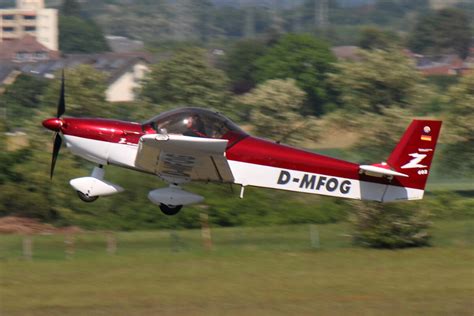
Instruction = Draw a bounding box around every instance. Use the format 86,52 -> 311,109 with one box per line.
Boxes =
0,52 -> 153,85
83,52 -> 152,84
0,64 -> 15,84
331,46 -> 361,61
0,35 -> 59,61
414,54 -> 467,76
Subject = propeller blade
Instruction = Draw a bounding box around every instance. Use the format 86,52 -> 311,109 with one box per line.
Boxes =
50,132 -> 62,179
56,70 -> 65,118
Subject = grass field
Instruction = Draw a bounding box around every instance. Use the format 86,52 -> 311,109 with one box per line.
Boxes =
1,220 -> 473,315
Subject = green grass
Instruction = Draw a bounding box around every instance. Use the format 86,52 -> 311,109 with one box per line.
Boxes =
426,179 -> 474,192
1,220 -> 473,315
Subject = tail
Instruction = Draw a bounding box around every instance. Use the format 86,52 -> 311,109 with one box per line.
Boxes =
360,119 -> 442,201
387,119 -> 442,191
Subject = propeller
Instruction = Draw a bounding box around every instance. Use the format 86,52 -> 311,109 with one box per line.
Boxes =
50,132 -> 62,179
47,70 -> 66,179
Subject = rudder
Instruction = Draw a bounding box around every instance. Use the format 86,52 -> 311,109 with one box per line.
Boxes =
387,119 -> 442,192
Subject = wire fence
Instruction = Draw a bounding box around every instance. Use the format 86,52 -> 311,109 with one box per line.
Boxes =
0,222 -> 343,262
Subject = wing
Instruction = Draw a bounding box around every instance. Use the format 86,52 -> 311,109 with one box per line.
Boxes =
135,134 -> 234,183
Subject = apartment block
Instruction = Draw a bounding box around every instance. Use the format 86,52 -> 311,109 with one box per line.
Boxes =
0,0 -> 57,51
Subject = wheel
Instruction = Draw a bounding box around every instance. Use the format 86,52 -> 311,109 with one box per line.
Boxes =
159,204 -> 183,215
77,191 -> 99,203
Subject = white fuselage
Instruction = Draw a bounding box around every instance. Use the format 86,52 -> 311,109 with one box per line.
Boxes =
64,134 -> 423,203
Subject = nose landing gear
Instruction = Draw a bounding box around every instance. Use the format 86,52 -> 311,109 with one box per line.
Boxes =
77,190 -> 99,202
70,166 -> 124,203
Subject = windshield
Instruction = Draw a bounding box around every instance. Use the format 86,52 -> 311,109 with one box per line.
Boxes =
143,107 -> 246,139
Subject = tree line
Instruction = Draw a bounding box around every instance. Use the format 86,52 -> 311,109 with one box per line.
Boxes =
54,0 -> 473,57
1,32 -> 473,233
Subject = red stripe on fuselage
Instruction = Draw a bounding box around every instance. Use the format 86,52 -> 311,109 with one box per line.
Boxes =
226,136 -> 404,188
61,118 -> 144,144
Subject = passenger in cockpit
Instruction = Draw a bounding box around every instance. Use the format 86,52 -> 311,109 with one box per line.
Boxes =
183,115 -> 207,137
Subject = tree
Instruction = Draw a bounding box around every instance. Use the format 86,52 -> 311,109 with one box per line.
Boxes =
95,0 -> 173,42
408,8 -> 472,59
61,0 -> 81,17
330,49 -> 432,115
59,0 -> 109,53
193,0 -> 213,42
140,48 -> 230,112
440,74 -> 474,176
329,50 -> 432,162
0,120 -> 8,185
358,26 -> 400,50
351,107 -> 412,163
59,16 -> 110,53
0,74 -> 48,129
352,201 -> 431,249
224,39 -> 267,94
254,34 -> 337,115
239,78 -> 318,145
42,66 -> 109,118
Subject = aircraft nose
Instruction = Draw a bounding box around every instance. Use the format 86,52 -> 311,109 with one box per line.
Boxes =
42,118 -> 63,131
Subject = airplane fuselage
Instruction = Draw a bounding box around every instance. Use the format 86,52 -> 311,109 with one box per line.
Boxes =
49,117 -> 428,202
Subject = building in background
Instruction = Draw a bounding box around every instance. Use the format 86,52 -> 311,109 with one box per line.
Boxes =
106,36 -> 145,53
0,0 -> 58,51
0,35 -> 59,62
0,52 -> 152,102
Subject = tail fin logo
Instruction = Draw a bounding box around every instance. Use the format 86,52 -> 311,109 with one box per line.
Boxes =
401,153 -> 428,169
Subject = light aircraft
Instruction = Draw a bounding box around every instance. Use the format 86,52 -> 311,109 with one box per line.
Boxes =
43,76 -> 442,215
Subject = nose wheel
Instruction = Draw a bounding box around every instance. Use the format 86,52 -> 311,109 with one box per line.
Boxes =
159,204 -> 183,216
77,190 -> 99,203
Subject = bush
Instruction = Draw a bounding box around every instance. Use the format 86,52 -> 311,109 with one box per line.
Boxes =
351,202 -> 432,249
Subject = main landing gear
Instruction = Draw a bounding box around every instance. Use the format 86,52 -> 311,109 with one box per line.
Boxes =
159,204 -> 183,216
148,185 -> 203,216
71,167 -> 202,216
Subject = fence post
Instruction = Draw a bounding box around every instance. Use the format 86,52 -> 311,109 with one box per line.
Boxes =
169,230 -> 180,252
22,234 -> 33,260
64,232 -> 75,260
106,231 -> 117,255
310,224 -> 320,249
200,213 -> 212,251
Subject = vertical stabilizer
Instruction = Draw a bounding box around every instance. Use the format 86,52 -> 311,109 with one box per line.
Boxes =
387,119 -> 442,191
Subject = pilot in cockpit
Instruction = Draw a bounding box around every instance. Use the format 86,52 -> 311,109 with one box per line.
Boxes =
183,115 -> 207,137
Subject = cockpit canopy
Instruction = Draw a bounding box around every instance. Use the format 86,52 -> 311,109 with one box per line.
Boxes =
143,107 -> 246,139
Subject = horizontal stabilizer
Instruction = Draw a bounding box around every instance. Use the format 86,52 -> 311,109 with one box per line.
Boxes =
360,163 -> 408,178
